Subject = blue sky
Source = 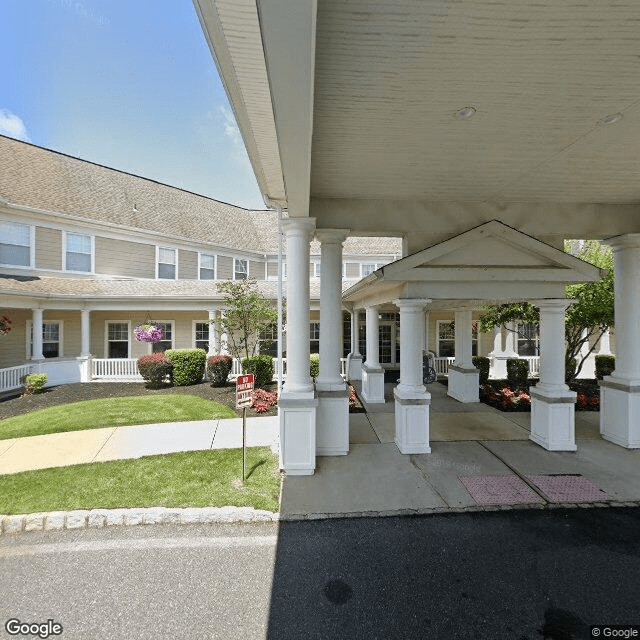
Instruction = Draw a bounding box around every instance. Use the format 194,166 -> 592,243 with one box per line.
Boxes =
1,0 -> 265,209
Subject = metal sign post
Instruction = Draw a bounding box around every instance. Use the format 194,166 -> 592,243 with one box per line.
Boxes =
236,374 -> 254,483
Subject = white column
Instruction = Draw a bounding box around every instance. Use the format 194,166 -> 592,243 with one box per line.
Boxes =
529,299 -> 577,451
601,234 -> 640,448
80,309 -> 91,357
315,229 -> 350,456
448,309 -> 479,403
488,325 -> 507,379
393,298 -> 431,454
347,306 -> 362,381
361,305 -> 385,403
31,308 -> 44,361
207,309 -> 217,358
278,217 -> 318,475
598,328 -> 613,356
219,310 -> 228,356
504,321 -> 518,356
576,328 -> 596,379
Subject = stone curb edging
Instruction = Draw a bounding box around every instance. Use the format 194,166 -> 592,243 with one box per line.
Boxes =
2,501 -> 640,535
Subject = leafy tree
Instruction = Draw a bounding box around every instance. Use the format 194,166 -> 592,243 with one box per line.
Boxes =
478,240 -> 614,380
216,278 -> 278,363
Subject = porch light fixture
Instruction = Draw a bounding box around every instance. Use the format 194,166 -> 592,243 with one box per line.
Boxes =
455,106 -> 476,120
598,113 -> 622,125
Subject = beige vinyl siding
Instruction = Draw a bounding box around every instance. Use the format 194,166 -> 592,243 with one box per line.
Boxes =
178,249 -> 198,279
345,262 -> 360,278
249,260 -> 264,280
35,227 -> 62,270
95,237 -> 155,278
217,255 -> 233,280
0,309 -> 30,367
267,262 -> 278,278
48,311 -> 81,356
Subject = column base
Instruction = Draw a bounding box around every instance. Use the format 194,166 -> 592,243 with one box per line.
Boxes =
361,363 -> 385,403
447,365 -> 479,403
347,354 -> 363,381
600,377 -> 640,448
316,386 -> 350,456
393,388 -> 431,454
77,355 -> 92,383
529,387 -> 577,451
489,354 -> 517,380
278,392 -> 319,475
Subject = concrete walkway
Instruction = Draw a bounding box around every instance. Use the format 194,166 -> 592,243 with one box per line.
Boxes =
0,415 -> 279,475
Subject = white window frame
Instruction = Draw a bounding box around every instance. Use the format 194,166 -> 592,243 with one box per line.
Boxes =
62,231 -> 95,273
198,252 -> 217,280
516,322 -> 540,356
361,263 -> 380,278
192,320 -> 210,351
310,321 -> 320,353
0,220 -> 34,268
311,261 -> 321,278
104,320 -> 131,358
233,257 -> 249,280
149,320 -> 175,353
156,246 -> 178,280
436,320 -> 478,357
26,320 -> 64,359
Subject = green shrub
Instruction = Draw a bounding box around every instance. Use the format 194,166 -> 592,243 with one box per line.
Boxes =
506,358 -> 529,390
22,373 -> 48,395
165,349 -> 207,386
310,354 -> 320,379
242,355 -> 273,387
472,356 -> 490,385
595,355 -> 616,380
138,353 -> 173,388
565,357 -> 577,382
207,355 -> 233,387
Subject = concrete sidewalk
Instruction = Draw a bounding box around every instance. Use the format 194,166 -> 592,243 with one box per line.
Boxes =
0,415 -> 279,475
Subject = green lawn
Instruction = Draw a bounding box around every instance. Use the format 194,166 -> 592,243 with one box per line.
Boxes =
0,395 -> 236,441
0,448 -> 280,515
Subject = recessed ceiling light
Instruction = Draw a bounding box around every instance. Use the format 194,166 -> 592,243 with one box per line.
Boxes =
599,113 -> 622,125
455,106 -> 477,120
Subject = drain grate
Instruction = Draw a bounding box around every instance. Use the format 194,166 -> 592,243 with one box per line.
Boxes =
459,475 -> 543,505
527,475 -> 609,502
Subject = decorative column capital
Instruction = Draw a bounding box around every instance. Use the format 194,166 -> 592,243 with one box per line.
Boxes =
531,298 -> 576,313
280,217 -> 316,239
315,228 -> 350,245
393,298 -> 432,311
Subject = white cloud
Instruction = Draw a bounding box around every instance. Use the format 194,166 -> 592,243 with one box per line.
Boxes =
0,110 -> 31,142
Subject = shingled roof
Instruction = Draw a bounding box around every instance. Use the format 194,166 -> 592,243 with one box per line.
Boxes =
0,135 -> 402,257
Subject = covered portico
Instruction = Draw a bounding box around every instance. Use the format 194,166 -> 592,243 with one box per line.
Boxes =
195,0 -> 640,475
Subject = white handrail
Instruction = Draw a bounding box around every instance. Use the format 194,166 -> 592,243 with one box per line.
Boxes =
91,358 -> 143,381
0,363 -> 36,393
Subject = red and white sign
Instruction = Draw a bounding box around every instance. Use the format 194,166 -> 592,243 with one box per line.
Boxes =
236,374 -> 254,408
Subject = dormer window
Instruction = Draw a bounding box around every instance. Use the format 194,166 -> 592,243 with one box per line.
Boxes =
199,253 -> 216,280
64,232 -> 93,272
157,247 -> 177,279
0,221 -> 32,267
234,258 -> 248,280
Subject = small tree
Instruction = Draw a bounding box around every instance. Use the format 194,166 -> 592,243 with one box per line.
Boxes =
216,278 -> 278,364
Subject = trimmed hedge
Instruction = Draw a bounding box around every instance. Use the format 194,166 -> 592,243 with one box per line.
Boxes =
472,356 -> 490,385
595,355 -> 615,380
22,373 -> 48,394
138,353 -> 172,388
506,358 -> 529,391
310,354 -> 320,379
165,349 -> 207,386
207,355 -> 233,387
242,355 -> 273,387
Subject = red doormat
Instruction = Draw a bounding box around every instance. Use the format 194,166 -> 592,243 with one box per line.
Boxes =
527,475 -> 610,502
459,475 -> 543,505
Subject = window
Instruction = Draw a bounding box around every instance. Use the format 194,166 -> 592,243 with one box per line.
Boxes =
234,258 -> 248,280
259,323 -> 278,357
312,261 -> 321,278
516,323 -> 539,356
64,232 -> 93,272
194,322 -> 209,351
437,320 -> 478,357
157,247 -> 177,279
310,322 -> 320,354
28,321 -> 62,358
151,322 -> 174,353
107,322 -> 130,358
0,221 -> 31,266
199,253 -> 216,280
361,263 -> 377,277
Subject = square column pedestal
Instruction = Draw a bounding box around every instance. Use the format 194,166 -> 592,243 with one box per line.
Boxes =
348,354 -> 363,381
394,388 -> 431,454
279,394 -> 319,475
316,387 -> 350,456
530,387 -> 577,451
600,378 -> 640,448
447,365 -> 479,403
361,363 -> 385,403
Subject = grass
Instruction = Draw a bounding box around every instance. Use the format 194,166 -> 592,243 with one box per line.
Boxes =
0,395 -> 236,441
0,448 -> 281,515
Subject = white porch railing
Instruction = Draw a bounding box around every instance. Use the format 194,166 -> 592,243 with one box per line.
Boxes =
91,358 -> 143,381
521,356 -> 540,377
434,357 -> 455,375
0,363 -> 36,393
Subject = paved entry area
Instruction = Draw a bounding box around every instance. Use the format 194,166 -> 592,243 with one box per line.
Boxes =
280,381 -> 640,517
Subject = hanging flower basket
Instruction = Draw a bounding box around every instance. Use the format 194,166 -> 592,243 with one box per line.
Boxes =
134,323 -> 163,343
0,315 -> 12,337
